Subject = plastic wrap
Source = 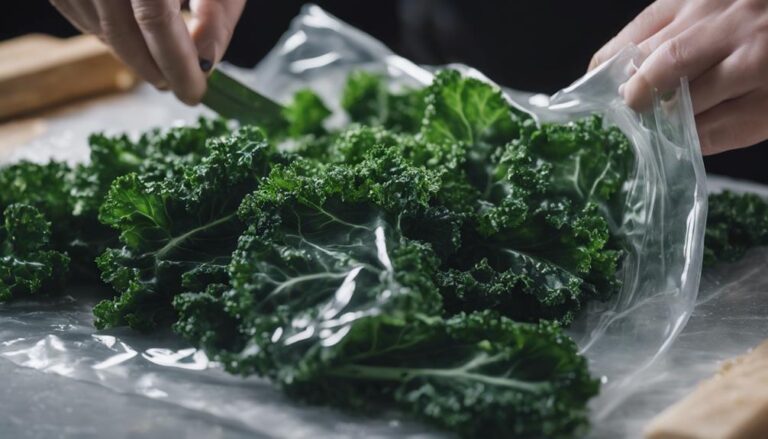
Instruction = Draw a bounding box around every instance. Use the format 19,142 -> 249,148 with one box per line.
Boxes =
593,175 -> 768,438
244,4 -> 709,419
0,5 -> 710,438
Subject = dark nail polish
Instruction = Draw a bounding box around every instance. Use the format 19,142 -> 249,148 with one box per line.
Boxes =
199,58 -> 213,72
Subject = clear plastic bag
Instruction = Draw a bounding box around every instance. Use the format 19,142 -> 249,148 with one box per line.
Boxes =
246,4 -> 709,420
593,176 -> 768,438
0,4 -> 708,438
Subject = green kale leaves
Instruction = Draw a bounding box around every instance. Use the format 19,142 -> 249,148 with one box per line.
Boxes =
0,69 -> 673,438
0,204 -> 69,301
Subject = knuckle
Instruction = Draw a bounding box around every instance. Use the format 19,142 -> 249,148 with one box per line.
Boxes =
638,3 -> 660,27
734,42 -> 768,84
98,17 -> 122,42
745,47 -> 768,78
743,0 -> 768,15
133,2 -> 176,29
199,1 -> 235,41
662,39 -> 688,73
754,14 -> 768,39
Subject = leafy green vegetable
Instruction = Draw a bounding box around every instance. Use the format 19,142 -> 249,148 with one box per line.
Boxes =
282,89 -> 332,137
73,118 -> 229,217
421,69 -> 525,147
704,190 -> 768,266
0,162 -> 75,248
0,68 -> 658,438
0,119 -> 232,287
93,126 -> 273,331
318,312 -> 599,439
0,204 -> 69,301
175,71 -> 631,437
342,70 -> 427,133
174,146 -> 598,437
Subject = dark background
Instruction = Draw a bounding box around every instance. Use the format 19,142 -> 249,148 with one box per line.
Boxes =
2,1 -> 765,183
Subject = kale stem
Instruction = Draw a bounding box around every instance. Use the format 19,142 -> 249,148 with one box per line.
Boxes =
327,355 -> 549,394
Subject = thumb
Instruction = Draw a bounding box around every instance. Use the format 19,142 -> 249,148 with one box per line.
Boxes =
188,0 -> 246,71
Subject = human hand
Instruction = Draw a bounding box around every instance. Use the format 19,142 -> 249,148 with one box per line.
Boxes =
50,0 -> 246,105
589,0 -> 768,155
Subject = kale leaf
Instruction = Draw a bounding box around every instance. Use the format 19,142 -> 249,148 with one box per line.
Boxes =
0,204 -> 69,301
174,144 -> 597,437
0,68 -> 656,438
704,190 -> 768,265
282,89 -> 332,137
93,126 -> 273,331
342,70 -> 427,133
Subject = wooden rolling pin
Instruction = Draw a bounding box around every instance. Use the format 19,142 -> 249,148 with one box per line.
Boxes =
645,340 -> 768,439
0,33 -> 137,120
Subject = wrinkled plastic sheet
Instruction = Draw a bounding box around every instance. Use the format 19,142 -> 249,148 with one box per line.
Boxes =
0,5 -> 735,438
4,215 -> 767,438
594,176 -> 768,438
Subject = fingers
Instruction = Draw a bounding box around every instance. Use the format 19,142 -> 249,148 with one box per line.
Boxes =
189,0 -> 246,69
621,21 -> 731,111
53,0 -> 208,104
49,0 -> 95,34
131,0 -> 207,104
93,0 -> 167,89
689,47 -> 765,115
589,0 -> 676,70
696,90 -> 768,155
634,19 -> 688,56
66,1 -> 100,32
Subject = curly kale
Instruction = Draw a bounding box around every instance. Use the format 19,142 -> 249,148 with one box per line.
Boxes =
0,162 -> 75,247
704,190 -> 768,265
93,126 -> 274,331
174,145 -> 598,437
0,69 -> 657,438
0,204 -> 69,301
318,313 -> 599,439
342,70 -> 427,133
282,89 -> 332,137
172,71 -> 624,437
73,117 -> 230,217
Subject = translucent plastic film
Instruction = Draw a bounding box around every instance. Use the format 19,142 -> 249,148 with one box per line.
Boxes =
246,4 -> 708,418
0,4 -> 709,438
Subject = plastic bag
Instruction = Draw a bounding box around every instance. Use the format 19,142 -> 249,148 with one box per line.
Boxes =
0,4 -> 707,437
593,175 -> 768,438
245,4 -> 709,419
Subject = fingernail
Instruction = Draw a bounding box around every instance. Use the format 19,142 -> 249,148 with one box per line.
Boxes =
199,58 -> 213,72
618,83 -> 626,98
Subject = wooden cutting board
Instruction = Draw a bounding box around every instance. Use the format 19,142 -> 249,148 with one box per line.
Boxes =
645,339 -> 768,439
0,34 -> 137,154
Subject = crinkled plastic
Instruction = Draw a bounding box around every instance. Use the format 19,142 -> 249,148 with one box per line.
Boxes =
593,176 -> 768,438
245,4 -> 709,420
0,4 -> 710,438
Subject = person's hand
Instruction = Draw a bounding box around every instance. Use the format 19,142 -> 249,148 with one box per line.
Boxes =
589,0 -> 768,155
50,0 -> 246,105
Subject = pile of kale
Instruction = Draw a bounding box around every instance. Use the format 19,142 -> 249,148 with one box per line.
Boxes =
1,69 -> 764,438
